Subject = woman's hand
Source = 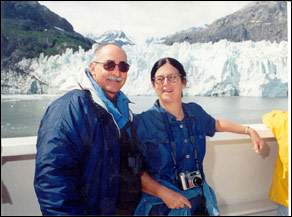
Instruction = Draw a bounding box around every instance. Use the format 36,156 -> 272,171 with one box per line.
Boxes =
158,186 -> 192,209
215,119 -> 266,154
141,172 -> 191,209
248,128 -> 265,153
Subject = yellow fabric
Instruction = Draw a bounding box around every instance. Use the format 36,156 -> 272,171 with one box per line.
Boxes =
262,110 -> 288,207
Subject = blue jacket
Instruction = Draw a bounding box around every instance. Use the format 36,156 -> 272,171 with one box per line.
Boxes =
134,179 -> 219,216
34,89 -> 121,215
133,101 -> 219,215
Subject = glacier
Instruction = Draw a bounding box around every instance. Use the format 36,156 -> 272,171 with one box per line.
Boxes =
1,40 -> 288,97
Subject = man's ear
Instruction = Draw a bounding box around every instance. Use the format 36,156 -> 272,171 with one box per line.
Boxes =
89,62 -> 95,72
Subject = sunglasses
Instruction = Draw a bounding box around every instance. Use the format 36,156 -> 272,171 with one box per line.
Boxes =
94,60 -> 130,73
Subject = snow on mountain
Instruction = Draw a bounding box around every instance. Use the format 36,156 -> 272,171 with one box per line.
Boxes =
145,27 -> 205,45
86,30 -> 135,46
145,37 -> 165,45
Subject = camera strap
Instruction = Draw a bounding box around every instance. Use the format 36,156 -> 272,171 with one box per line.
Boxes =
183,111 -> 207,203
161,106 -> 203,181
161,111 -> 178,179
183,110 -> 203,178
161,105 -> 207,209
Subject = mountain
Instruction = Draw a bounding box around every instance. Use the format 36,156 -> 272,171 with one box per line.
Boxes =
86,30 -> 135,46
1,1 -> 95,70
162,1 -> 287,45
145,37 -> 164,45
145,27 -> 204,45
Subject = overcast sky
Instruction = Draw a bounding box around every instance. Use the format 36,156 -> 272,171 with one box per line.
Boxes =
39,1 -> 252,43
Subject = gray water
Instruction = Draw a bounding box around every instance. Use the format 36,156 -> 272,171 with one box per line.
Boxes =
1,95 -> 288,138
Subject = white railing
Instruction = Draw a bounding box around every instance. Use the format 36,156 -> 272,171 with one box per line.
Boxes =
1,124 -> 274,157
2,136 -> 37,157
1,124 -> 278,216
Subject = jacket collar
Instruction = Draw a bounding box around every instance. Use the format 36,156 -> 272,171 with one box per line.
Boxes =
76,68 -> 132,117
77,68 -> 109,112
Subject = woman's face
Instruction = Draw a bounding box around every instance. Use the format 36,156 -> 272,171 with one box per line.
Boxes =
153,62 -> 185,104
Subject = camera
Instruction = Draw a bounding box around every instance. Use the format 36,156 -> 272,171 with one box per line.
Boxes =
179,170 -> 203,190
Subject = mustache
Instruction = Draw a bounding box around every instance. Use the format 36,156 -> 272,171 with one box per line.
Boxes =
107,76 -> 123,82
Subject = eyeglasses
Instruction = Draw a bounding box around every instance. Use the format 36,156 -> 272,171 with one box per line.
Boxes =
94,60 -> 130,73
153,74 -> 182,85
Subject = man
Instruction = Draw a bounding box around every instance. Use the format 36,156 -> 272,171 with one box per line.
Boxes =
34,43 -> 142,215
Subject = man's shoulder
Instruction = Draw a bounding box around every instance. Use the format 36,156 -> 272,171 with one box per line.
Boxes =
48,89 -> 93,111
55,89 -> 90,103
62,89 -> 91,100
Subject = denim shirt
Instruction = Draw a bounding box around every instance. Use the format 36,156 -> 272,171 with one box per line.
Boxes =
134,100 -> 216,186
166,109 -> 203,176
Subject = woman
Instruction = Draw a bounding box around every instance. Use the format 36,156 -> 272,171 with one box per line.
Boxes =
133,57 -> 265,215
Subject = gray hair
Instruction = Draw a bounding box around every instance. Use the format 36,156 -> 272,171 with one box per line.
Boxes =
92,43 -> 123,62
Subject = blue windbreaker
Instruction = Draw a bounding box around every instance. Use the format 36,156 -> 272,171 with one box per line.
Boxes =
34,70 -> 132,215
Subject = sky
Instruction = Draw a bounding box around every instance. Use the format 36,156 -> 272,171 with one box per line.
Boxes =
39,1 -> 252,44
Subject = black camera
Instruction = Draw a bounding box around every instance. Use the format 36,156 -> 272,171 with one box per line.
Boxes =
179,171 -> 203,190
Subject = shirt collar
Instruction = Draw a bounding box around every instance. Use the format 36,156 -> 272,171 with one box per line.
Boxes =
153,99 -> 185,123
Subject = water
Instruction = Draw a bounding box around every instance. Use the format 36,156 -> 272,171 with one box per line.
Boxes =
1,95 -> 288,138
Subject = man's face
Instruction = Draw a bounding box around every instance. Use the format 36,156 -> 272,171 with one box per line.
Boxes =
89,45 -> 128,99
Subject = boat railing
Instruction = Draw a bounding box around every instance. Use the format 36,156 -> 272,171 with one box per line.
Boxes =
1,123 -> 278,216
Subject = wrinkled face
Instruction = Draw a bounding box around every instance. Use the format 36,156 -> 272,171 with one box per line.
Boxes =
153,63 -> 185,103
89,45 -> 128,99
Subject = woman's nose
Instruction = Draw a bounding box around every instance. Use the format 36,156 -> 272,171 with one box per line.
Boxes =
162,77 -> 170,85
